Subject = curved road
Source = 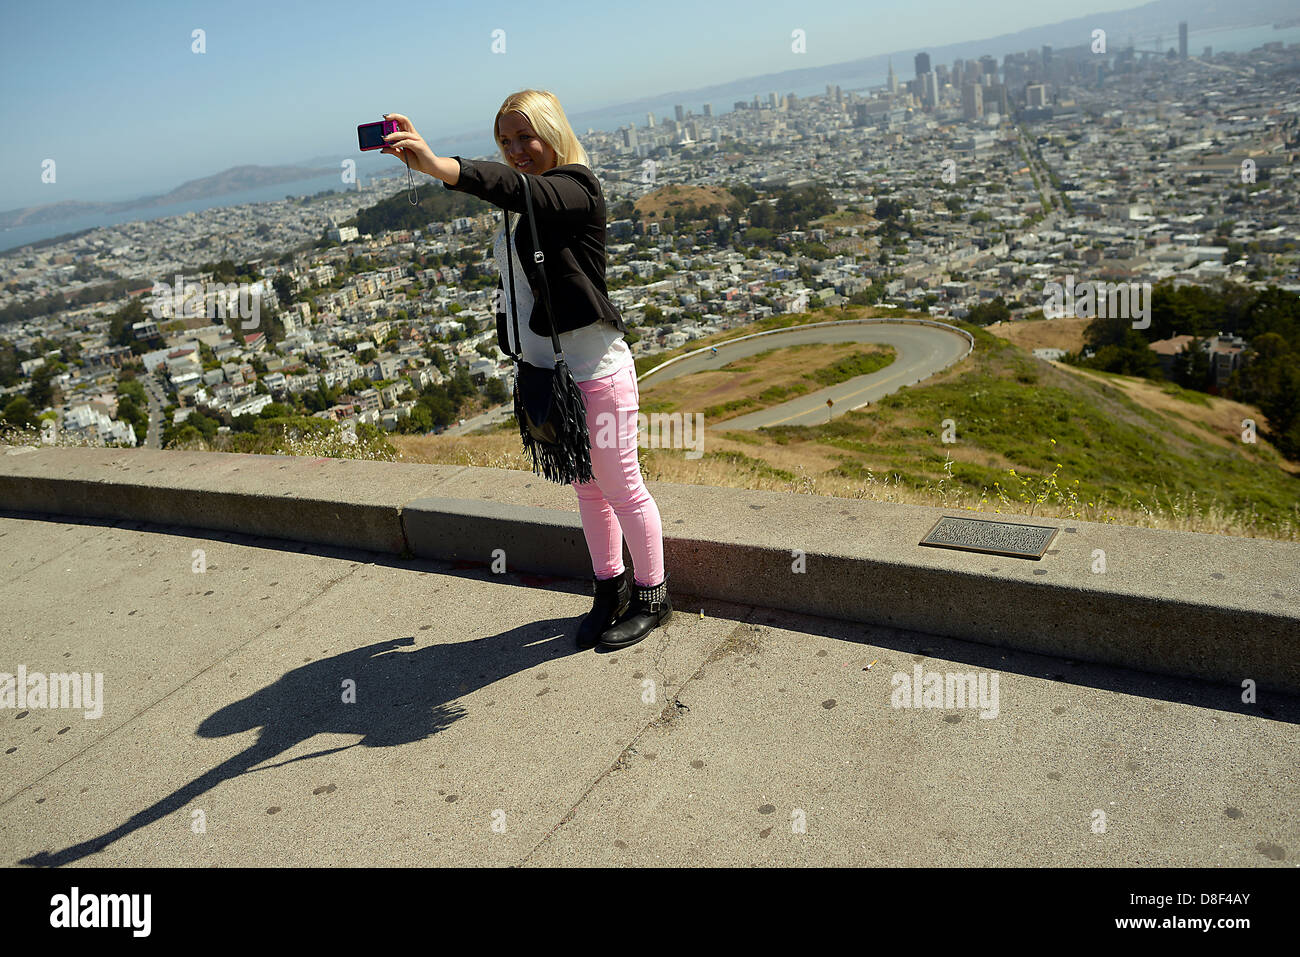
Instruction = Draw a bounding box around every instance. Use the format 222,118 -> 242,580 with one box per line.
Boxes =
639,321 -> 971,430
445,320 -> 970,435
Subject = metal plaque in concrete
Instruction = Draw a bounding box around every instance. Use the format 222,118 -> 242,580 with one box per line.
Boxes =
919,516 -> 1058,560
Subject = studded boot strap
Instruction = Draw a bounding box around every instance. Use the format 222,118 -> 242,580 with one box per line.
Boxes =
635,577 -> 668,612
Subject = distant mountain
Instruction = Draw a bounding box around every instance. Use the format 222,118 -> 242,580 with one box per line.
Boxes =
3,0 -> 1291,231
0,163 -> 339,229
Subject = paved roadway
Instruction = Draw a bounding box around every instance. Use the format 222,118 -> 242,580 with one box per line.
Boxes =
638,320 -> 970,430
140,370 -> 166,449
444,320 -> 971,436
2,511 -> 1295,867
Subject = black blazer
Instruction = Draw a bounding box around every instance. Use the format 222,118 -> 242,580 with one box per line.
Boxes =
441,156 -> 629,354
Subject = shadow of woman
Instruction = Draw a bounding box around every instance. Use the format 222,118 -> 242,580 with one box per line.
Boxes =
19,618 -> 578,867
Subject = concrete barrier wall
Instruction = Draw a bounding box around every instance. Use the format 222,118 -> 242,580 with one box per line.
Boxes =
4,444 -> 1298,694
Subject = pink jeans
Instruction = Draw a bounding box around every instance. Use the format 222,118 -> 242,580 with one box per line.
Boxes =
572,362 -> 665,587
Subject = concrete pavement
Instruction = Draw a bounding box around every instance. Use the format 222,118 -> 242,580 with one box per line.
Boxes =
1,510 -> 1295,867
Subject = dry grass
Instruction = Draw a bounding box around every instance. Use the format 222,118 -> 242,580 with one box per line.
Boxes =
634,183 -> 738,220
386,427 -> 1296,541
639,340 -> 892,420
8,413 -> 1291,540
985,316 -> 1092,354
1061,363 -> 1300,476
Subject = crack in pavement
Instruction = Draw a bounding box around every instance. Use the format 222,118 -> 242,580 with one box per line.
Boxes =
517,613 -> 761,866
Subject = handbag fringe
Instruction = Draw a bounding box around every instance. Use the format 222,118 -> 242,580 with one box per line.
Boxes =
514,358 -> 595,486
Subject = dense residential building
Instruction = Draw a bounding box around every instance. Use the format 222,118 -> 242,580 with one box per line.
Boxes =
2,36 -> 1297,445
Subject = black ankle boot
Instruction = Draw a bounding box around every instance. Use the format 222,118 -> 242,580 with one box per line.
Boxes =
599,572 -> 671,649
577,568 -> 631,648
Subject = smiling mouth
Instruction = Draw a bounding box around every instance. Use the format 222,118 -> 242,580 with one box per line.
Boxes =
516,159 -> 531,168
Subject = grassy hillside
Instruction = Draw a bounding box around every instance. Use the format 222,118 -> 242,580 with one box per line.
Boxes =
727,320 -> 1298,537
637,340 -> 896,422
985,315 -> 1091,353
633,184 -> 739,221
395,305 -> 1299,540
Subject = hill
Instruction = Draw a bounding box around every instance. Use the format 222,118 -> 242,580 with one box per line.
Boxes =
985,315 -> 1091,354
633,184 -> 740,222
388,305 -> 1300,540
0,164 -> 339,229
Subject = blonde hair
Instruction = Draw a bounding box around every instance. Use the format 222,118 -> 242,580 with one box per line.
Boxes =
493,89 -> 589,169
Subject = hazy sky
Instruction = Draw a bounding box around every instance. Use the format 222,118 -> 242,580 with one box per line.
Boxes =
1,0 -> 1143,209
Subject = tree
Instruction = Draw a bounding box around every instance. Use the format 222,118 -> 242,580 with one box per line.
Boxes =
849,284 -> 883,307
1234,331 -> 1299,455
1,395 -> 38,429
1082,330 -> 1162,378
114,394 -> 147,445
26,363 -> 56,409
482,377 -> 508,404
874,198 -> 904,221
966,297 -> 1010,326
404,403 -> 433,433
1172,337 -> 1211,389
109,298 -> 145,348
273,274 -> 294,304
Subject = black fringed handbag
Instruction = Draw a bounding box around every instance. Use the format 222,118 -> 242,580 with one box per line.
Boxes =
502,171 -> 595,485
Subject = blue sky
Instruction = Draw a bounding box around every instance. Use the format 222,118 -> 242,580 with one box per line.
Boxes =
0,0 -> 1142,210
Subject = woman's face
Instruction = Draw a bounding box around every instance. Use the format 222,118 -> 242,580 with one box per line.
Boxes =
497,111 -> 557,174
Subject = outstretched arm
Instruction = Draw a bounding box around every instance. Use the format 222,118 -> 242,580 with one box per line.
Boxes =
441,156 -> 596,229
377,114 -> 594,227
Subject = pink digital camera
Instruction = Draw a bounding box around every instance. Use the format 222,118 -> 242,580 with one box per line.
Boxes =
357,119 -> 399,151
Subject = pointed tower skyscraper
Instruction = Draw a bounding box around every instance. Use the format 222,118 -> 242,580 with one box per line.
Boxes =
887,58 -> 898,94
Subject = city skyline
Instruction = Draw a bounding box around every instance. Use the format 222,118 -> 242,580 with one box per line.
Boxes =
2,0 -> 1243,211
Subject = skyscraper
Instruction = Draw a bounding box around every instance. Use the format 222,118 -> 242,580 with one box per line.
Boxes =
674,104 -> 684,122
922,72 -> 939,109
914,52 -> 931,79
1179,22 -> 1188,59
962,82 -> 983,120
986,83 -> 1008,116
703,103 -> 712,117
887,58 -> 898,93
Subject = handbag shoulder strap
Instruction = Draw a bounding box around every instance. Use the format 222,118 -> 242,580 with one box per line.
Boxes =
503,209 -> 521,361
518,173 -> 564,359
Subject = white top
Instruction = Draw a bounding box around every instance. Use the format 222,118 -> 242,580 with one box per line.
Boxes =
494,225 -> 633,382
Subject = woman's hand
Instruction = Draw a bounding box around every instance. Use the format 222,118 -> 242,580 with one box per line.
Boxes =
378,113 -> 438,177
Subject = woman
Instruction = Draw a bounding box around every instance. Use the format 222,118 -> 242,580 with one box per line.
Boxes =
379,90 -> 670,650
